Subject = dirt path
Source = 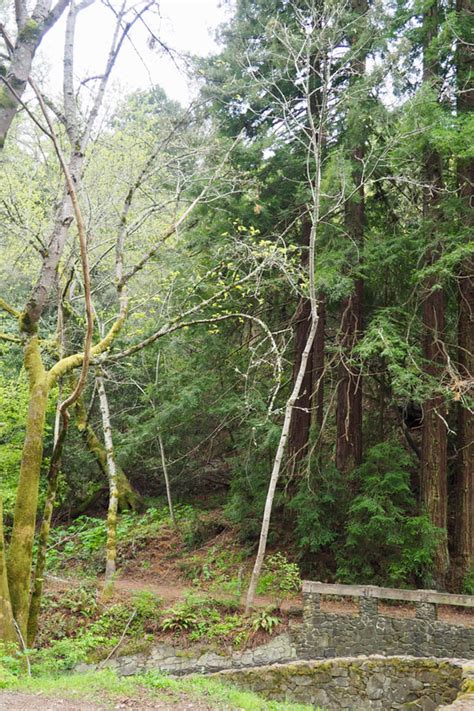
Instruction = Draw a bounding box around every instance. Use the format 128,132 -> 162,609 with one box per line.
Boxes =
46,572 -> 474,628
0,691 -> 220,710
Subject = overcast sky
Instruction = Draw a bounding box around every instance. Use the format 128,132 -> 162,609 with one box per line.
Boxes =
38,0 -> 231,105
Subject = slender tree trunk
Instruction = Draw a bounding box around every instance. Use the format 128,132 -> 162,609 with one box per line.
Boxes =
97,375 -> 119,584
452,0 -> 473,586
158,433 -> 176,527
245,316 -> 318,614
7,336 -> 49,636
420,0 -> 449,589
75,397 -> 142,512
312,293 -> 326,435
0,1 -> 69,150
288,294 -> 314,473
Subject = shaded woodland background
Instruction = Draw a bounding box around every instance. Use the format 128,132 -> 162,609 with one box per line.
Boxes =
0,0 -> 472,647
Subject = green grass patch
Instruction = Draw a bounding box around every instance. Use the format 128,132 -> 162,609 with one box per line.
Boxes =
3,668 -> 321,710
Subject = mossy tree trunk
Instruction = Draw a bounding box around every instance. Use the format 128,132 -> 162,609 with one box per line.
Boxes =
26,423 -> 67,646
0,499 -> 16,644
75,396 -> 142,511
6,335 -> 49,637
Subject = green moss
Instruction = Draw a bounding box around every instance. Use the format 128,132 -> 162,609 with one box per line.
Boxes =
120,638 -> 153,657
0,87 -> 16,110
19,19 -> 41,42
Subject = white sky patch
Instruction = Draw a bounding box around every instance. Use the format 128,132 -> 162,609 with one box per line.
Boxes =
38,0 -> 231,105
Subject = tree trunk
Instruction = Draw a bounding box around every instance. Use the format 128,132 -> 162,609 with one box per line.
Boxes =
288,219 -> 314,474
0,499 -> 16,644
421,282 -> 449,586
420,0 -> 449,589
245,316 -> 319,613
336,278 -> 363,473
158,433 -> 176,527
288,298 -> 314,473
0,1 -> 69,150
27,424 -> 67,646
452,0 -> 473,587
335,0 -> 367,475
6,336 -> 49,636
312,293 -> 326,435
75,397 -> 142,512
454,256 -> 474,587
97,375 -> 119,584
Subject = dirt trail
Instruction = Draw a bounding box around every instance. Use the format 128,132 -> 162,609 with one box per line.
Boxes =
45,521 -> 474,629
46,571 -> 474,628
0,691 -> 220,710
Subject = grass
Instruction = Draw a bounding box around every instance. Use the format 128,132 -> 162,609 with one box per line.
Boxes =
3,668 -> 321,710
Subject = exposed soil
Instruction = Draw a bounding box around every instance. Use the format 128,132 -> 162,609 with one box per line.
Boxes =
45,521 -> 474,630
0,691 -> 221,710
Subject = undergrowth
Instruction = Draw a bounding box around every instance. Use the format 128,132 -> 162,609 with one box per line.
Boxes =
46,504 -> 195,574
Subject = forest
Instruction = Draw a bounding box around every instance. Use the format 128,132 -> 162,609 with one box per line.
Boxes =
0,0 -> 472,691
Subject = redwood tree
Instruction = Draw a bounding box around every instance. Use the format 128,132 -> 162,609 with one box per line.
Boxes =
420,0 -> 449,588
452,0 -> 473,588
335,0 -> 367,474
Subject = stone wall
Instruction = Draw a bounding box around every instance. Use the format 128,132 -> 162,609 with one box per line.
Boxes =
298,592 -> 474,660
438,661 -> 474,710
211,656 -> 468,710
76,632 -> 298,677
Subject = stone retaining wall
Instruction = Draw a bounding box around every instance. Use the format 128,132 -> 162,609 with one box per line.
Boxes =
210,656 -> 470,710
299,592 -> 474,659
76,632 -> 298,676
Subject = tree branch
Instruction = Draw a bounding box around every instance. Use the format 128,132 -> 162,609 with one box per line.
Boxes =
0,332 -> 21,344
0,298 -> 20,319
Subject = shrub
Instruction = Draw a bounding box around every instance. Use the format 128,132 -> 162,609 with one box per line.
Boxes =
257,552 -> 301,605
162,607 -> 198,632
251,609 -> 280,634
336,442 -> 440,587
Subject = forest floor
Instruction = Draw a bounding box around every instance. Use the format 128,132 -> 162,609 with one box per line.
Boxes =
115,516 -> 474,627
1,507 -> 472,710
45,517 -> 474,629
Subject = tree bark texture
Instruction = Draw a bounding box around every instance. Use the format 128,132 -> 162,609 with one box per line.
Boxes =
420,0 -> 449,588
75,397 -> 142,512
0,499 -> 16,644
454,255 -> 474,586
27,424 -> 67,646
0,0 -> 69,149
7,336 -> 48,636
97,375 -> 119,584
336,278 -> 364,474
452,0 -> 473,585
245,317 -> 319,613
335,0 -> 367,475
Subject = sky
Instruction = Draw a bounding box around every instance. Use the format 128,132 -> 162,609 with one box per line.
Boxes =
38,0 -> 231,105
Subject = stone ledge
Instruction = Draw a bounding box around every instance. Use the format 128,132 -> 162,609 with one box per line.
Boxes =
208,655 -> 471,710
